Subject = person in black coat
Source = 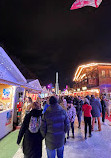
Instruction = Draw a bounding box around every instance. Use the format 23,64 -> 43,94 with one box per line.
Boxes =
17,102 -> 43,158
76,96 -> 83,129
101,95 -> 107,124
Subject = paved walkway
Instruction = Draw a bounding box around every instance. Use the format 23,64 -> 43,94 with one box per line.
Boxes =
13,117 -> 111,158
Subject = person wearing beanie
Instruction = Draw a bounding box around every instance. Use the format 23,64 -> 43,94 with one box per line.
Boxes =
82,98 -> 92,139
40,96 -> 69,158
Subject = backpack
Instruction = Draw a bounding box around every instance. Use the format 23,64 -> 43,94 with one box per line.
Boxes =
29,116 -> 41,133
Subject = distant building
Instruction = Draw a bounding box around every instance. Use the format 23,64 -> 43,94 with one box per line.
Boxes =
73,63 -> 111,98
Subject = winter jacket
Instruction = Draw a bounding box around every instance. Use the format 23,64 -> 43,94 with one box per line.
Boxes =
42,104 -> 50,114
101,99 -> 107,112
17,109 -> 43,158
40,103 -> 69,150
82,103 -> 92,117
67,104 -> 76,122
90,98 -> 102,117
76,100 -> 83,115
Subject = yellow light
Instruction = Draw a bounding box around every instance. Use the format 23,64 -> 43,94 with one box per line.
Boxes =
73,63 -> 111,81
77,88 -> 80,92
73,88 -> 99,94
82,87 -> 87,91
80,73 -> 86,80
90,89 -> 99,93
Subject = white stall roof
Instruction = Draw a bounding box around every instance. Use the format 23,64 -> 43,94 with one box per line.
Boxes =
42,86 -> 48,93
25,79 -> 42,91
0,47 -> 27,85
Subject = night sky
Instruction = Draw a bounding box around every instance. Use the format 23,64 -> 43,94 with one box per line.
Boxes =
0,0 -> 111,89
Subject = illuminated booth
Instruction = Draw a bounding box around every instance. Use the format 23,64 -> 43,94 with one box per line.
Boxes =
24,79 -> 42,102
0,47 -> 27,139
19,79 -> 43,120
73,63 -> 111,98
41,86 -> 48,98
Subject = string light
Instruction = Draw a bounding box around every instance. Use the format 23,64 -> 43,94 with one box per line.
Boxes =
0,47 -> 26,84
73,89 -> 100,94
73,63 -> 111,81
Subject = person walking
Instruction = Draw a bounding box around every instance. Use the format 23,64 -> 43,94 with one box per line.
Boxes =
42,100 -> 50,114
82,98 -> 92,139
60,96 -> 67,111
90,95 -> 102,131
40,96 -> 69,158
101,95 -> 107,124
106,99 -> 110,117
76,96 -> 83,129
22,97 -> 33,121
67,100 -> 76,139
17,102 -> 43,158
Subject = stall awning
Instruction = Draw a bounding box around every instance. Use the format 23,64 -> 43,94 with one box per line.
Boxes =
0,79 -> 23,86
21,84 -> 42,92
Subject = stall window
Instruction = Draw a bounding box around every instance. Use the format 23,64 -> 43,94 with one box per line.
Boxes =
101,70 -> 105,77
109,70 -> 111,77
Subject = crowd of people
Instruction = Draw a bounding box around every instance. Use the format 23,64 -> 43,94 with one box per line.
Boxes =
17,94 -> 110,158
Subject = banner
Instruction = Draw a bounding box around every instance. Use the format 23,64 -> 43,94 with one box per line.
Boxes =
70,0 -> 102,10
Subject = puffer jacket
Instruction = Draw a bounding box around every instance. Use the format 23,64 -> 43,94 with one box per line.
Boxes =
40,103 -> 69,150
90,98 -> 102,117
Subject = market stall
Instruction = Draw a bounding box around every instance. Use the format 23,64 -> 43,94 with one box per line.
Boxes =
41,86 -> 48,98
21,79 -> 43,119
73,88 -> 100,97
25,79 -> 42,101
0,47 -> 27,139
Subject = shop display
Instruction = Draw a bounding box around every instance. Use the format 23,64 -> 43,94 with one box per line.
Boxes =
17,98 -> 23,125
0,84 -> 13,111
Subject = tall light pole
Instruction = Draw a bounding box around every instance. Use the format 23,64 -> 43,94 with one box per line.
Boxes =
55,72 -> 59,95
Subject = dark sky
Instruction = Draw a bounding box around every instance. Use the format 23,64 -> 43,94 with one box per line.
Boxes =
0,0 -> 111,89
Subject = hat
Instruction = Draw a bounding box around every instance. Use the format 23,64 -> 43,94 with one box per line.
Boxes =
91,95 -> 95,98
49,96 -> 57,105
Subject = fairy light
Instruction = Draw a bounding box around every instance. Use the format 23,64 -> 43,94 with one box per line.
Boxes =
73,63 -> 111,81
0,47 -> 26,84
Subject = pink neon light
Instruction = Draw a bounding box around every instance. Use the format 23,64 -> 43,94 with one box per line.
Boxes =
70,0 -> 102,10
